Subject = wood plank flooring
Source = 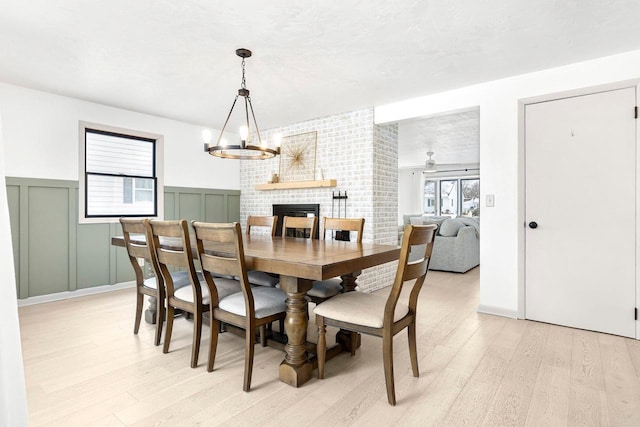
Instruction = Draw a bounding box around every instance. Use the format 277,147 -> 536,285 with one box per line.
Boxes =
18,268 -> 640,426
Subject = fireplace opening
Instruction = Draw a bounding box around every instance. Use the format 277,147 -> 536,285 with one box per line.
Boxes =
273,203 -> 320,239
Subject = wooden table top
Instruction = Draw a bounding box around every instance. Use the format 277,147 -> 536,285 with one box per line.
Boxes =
112,234 -> 400,281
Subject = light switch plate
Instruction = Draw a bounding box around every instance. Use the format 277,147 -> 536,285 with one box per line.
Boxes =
486,194 -> 495,207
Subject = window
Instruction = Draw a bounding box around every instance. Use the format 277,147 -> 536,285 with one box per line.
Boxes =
461,178 -> 480,216
423,175 -> 479,217
424,180 -> 436,214
440,180 -> 459,217
79,122 -> 164,223
123,178 -> 154,204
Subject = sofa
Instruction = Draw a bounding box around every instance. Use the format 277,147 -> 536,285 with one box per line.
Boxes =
400,214 -> 479,273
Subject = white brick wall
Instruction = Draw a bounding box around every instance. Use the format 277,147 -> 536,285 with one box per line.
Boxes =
240,108 -> 399,292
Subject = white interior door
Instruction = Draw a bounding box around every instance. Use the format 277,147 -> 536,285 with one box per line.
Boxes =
525,87 -> 637,338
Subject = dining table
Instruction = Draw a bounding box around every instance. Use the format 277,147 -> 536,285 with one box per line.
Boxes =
112,232 -> 400,387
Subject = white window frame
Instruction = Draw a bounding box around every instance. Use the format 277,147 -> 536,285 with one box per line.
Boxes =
422,174 -> 480,217
78,121 -> 164,224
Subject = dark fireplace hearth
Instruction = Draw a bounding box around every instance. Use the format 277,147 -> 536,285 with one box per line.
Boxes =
272,203 -> 320,239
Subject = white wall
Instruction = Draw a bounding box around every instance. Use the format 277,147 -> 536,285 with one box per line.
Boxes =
376,48 -> 640,317
0,113 -> 29,425
398,168 -> 423,220
0,82 -> 240,189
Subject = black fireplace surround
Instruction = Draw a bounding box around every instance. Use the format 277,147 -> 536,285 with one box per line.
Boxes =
273,203 -> 320,239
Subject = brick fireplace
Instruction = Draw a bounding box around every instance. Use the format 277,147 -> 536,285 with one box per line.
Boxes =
240,108 -> 399,293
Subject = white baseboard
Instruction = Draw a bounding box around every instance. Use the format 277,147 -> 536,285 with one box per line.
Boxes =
477,304 -> 519,319
17,281 -> 136,307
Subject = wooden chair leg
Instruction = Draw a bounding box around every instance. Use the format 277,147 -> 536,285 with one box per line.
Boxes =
408,321 -> 419,377
317,318 -> 326,379
208,314 -> 219,372
163,305 -> 175,354
382,333 -> 396,406
350,332 -> 357,356
260,325 -> 267,347
244,327 -> 255,391
191,309 -> 203,368
134,291 -> 144,334
154,298 -> 165,347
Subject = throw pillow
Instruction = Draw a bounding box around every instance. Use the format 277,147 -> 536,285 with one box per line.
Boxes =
439,218 -> 465,237
403,214 -> 422,226
410,216 -> 447,235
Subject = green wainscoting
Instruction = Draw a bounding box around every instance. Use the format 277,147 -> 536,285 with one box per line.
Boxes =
6,178 -> 240,299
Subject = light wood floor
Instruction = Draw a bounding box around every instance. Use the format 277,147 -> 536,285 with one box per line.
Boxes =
18,268 -> 640,426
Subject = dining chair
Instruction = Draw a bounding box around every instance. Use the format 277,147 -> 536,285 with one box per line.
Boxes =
149,219 -> 241,368
245,215 -> 279,287
314,223 -> 437,405
307,217 -> 365,305
282,215 -> 318,239
120,218 -> 191,346
192,221 -> 287,391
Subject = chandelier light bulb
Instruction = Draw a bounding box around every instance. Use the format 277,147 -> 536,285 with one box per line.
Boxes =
220,138 -> 228,147
239,125 -> 249,141
273,133 -> 282,148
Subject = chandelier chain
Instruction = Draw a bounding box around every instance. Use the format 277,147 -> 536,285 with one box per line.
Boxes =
241,58 -> 247,89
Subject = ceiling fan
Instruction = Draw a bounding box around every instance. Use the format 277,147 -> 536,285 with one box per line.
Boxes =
424,151 -> 479,174
425,151 -> 437,172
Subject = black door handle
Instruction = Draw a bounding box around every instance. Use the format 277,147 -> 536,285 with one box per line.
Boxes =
528,221 -> 538,229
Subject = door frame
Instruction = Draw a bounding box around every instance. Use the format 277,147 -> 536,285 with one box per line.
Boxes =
517,79 -> 640,336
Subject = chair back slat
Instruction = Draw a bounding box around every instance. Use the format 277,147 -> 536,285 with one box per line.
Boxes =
151,221 -> 185,238
125,243 -> 148,260
282,216 -> 318,239
246,215 -> 277,236
384,224 -> 437,325
321,217 -> 364,242
156,250 -> 189,269
149,219 -> 201,298
402,261 -> 429,281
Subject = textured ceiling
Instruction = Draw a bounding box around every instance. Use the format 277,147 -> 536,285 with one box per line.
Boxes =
1,0 -> 639,137
398,108 -> 480,168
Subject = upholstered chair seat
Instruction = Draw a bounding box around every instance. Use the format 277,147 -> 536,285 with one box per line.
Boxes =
173,276 -> 241,305
142,270 -> 193,290
314,292 -> 409,328
306,277 -> 342,299
219,287 -> 287,318
246,270 -> 279,287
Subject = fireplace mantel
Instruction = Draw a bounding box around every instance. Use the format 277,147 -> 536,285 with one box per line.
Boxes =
255,179 -> 337,191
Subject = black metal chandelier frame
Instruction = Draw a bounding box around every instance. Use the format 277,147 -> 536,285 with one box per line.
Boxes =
204,48 -> 279,160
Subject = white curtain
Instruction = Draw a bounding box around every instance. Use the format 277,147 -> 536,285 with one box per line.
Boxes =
0,112 -> 29,425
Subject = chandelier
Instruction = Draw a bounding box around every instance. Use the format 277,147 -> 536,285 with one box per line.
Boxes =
203,48 -> 280,160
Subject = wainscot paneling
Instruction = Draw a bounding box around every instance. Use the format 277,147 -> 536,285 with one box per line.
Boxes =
7,184 -> 20,297
6,178 -> 240,299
